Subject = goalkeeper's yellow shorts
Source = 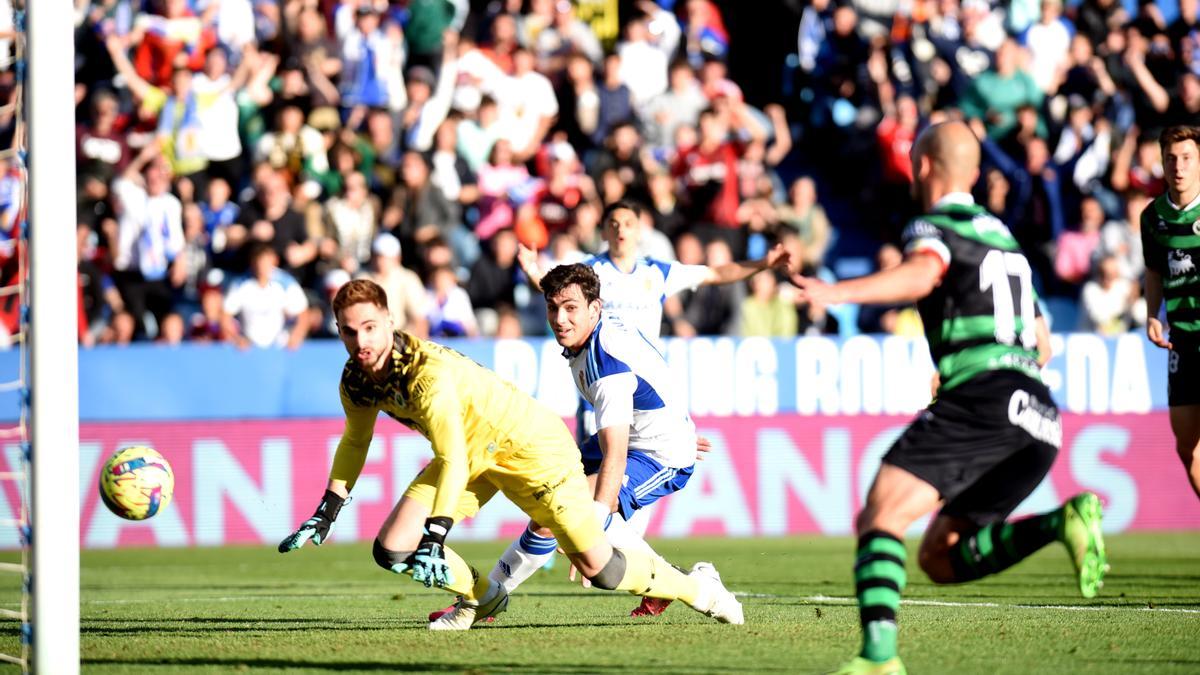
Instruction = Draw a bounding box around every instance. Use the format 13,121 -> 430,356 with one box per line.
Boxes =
403,420 -> 604,554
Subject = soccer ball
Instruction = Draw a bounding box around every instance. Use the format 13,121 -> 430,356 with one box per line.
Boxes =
98,446 -> 175,521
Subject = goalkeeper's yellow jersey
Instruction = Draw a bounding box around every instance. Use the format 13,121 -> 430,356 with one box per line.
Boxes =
331,330 -> 568,519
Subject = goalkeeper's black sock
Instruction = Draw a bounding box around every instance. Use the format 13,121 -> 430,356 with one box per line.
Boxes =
949,511 -> 1061,582
855,530 -> 906,663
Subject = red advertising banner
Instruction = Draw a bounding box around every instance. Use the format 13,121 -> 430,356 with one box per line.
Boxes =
21,414 -> 1195,549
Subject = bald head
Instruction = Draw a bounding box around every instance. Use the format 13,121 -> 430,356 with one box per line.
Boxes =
911,121 -> 981,207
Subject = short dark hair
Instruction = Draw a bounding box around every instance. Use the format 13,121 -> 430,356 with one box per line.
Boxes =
542,263 -> 601,305
1159,125 -> 1200,154
333,278 -> 389,317
600,199 -> 644,225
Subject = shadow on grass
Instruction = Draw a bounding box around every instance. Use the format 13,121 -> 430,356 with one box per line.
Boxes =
79,656 -> 753,673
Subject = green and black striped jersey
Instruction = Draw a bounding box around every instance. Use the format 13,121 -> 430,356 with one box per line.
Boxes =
1141,195 -> 1200,349
901,194 -> 1042,392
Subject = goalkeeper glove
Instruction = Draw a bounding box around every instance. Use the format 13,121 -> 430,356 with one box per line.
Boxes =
278,490 -> 348,552
410,516 -> 454,588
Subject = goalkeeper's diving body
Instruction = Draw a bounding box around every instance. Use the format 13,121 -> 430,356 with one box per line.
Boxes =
278,278 -> 744,630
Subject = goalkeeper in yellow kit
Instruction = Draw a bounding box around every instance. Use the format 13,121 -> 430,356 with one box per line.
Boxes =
278,278 -> 743,629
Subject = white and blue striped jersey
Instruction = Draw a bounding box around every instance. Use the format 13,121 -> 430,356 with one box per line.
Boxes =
585,252 -> 709,338
565,318 -> 697,469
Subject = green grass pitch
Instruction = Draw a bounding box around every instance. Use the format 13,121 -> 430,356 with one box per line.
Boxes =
6,533 -> 1200,673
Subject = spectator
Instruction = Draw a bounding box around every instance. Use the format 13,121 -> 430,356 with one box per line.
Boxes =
401,31 -> 460,153
475,140 -> 531,241
1098,190 -> 1150,282
961,38 -> 1045,140
221,242 -> 310,349
467,228 -> 521,334
77,90 -> 130,186
338,5 -> 406,113
1022,0 -> 1074,94
368,233 -> 430,338
776,177 -> 832,271
640,60 -> 707,150
555,52 -> 601,154
429,116 -> 480,229
673,106 -> 761,255
78,223 -> 124,348
255,104 -> 329,190
426,264 -> 478,337
324,171 -> 379,272
110,152 -> 185,339
1080,254 -> 1143,335
1055,196 -> 1105,285
156,65 -> 209,187
617,2 -> 682,107
187,269 -> 227,342
201,177 -> 241,266
534,0 -> 604,76
495,46 -> 558,160
672,237 -> 744,336
739,271 -> 797,337
235,169 -> 316,282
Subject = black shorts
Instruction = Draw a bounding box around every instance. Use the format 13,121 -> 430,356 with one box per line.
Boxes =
883,370 -> 1062,527
1167,344 -> 1200,407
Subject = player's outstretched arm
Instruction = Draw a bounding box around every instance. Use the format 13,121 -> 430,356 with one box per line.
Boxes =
703,243 -> 793,286
791,252 -> 943,307
279,486 -> 349,552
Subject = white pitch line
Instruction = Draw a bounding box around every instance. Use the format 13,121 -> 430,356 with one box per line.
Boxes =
66,591 -> 1200,615
738,592 -> 1200,615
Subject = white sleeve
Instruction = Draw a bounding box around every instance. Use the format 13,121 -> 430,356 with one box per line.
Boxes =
284,278 -> 309,317
664,262 -> 710,297
589,372 -> 636,431
223,281 -> 244,315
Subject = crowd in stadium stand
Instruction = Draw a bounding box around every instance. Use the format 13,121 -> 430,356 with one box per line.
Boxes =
36,0 -> 1198,347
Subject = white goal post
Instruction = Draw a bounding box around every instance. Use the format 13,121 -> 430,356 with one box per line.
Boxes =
27,1 -> 80,673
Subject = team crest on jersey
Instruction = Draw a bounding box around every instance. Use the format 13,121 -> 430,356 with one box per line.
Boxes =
1168,250 -> 1196,276
1193,219 -> 1200,236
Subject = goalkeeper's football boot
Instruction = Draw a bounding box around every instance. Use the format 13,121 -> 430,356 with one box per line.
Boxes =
828,656 -> 906,675
687,561 -> 744,625
427,581 -> 509,631
1059,491 -> 1109,598
630,595 -> 672,617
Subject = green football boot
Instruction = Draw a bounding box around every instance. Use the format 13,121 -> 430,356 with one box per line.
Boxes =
1059,491 -> 1109,598
828,656 -> 906,675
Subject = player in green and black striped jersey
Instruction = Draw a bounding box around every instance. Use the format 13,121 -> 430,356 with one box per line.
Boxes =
794,122 -> 1108,675
1140,125 -> 1200,502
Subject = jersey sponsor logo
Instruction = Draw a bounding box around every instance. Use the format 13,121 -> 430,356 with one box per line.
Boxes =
1007,389 -> 1062,447
1168,250 -> 1196,276
902,219 -> 940,241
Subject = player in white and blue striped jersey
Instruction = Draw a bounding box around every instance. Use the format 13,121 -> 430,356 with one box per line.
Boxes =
473,263 -> 743,619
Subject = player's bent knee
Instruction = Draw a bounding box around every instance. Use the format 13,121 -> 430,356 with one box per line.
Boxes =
588,549 -> 627,590
372,538 -> 413,574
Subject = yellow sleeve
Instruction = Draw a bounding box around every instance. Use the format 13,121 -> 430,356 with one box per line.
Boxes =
330,388 -> 378,491
414,376 -> 470,520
